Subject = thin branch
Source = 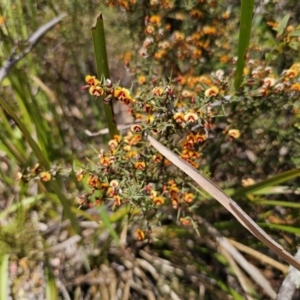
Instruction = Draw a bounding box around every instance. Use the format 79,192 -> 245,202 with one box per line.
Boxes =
0,13 -> 67,83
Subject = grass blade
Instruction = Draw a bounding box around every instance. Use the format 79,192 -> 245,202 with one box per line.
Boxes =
0,254 -> 9,300
91,13 -> 118,138
234,0 -> 254,90
233,169 -> 300,198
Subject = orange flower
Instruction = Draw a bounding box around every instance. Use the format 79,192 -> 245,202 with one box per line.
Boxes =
241,178 -> 256,187
153,196 -> 165,206
110,180 -> 119,187
149,189 -> 157,199
203,26 -> 216,35
100,156 -> 110,166
189,9 -> 203,19
144,103 -> 154,112
127,151 -> 139,159
173,31 -> 185,42
85,75 -> 100,86
263,77 -> 276,87
89,85 -> 104,97
180,217 -> 191,226
184,193 -> 194,203
154,50 -> 167,60
76,170 -> 85,181
228,129 -> 241,139
107,186 -> 115,197
181,90 -> 194,98
134,161 -> 146,170
164,159 -> 172,166
127,134 -> 142,146
184,112 -> 198,123
149,15 -> 161,26
194,133 -> 206,143
87,175 -> 108,190
138,75 -> 146,85
123,145 -> 131,152
152,153 -> 163,163
284,69 -> 298,78
135,229 -> 145,241
173,112 -> 185,124
204,86 -> 219,97
40,171 -> 51,182
114,87 -> 133,104
152,87 -> 164,96
169,185 -> 179,195
145,24 -> 155,35
0,16 -> 6,26
108,139 -> 119,150
171,195 -> 180,209
146,115 -> 155,124
198,75 -> 212,85
291,83 -> 300,91
113,135 -> 122,143
113,195 -> 122,206
131,124 -> 143,133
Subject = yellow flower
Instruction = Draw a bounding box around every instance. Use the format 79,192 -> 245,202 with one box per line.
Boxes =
184,193 -> 194,203
113,195 -> 122,206
152,87 -> 164,96
110,180 -> 119,187
171,195 -> 180,209
113,135 -> 122,143
149,189 -> 157,199
189,9 -> 203,19
284,69 -> 298,78
241,178 -> 256,187
153,196 -> 165,206
138,75 -> 146,85
149,15 -> 161,26
127,151 -> 139,159
76,170 -> 85,181
169,185 -> 179,195
114,87 -> 133,104
204,86 -> 219,97
0,16 -> 5,26
291,83 -> 300,91
180,217 -> 191,226
123,145 -> 131,152
100,156 -> 110,166
152,153 -> 163,163
154,50 -> 167,60
108,139 -> 119,150
173,31 -> 185,42
203,26 -> 216,35
135,229 -> 145,241
228,129 -> 241,139
184,112 -> 198,123
131,124 -> 143,133
194,132 -> 206,143
134,161 -> 146,170
173,112 -> 185,124
263,77 -> 276,87
89,85 -> 104,97
146,115 -> 155,124
85,75 -> 100,86
40,171 -> 51,182
145,24 -> 155,35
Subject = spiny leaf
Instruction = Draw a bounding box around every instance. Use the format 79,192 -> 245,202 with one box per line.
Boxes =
147,134 -> 300,271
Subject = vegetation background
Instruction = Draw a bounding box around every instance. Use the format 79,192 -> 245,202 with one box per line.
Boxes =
1,0 -> 300,299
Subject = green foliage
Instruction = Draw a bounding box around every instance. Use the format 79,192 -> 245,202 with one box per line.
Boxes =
1,0 -> 300,298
